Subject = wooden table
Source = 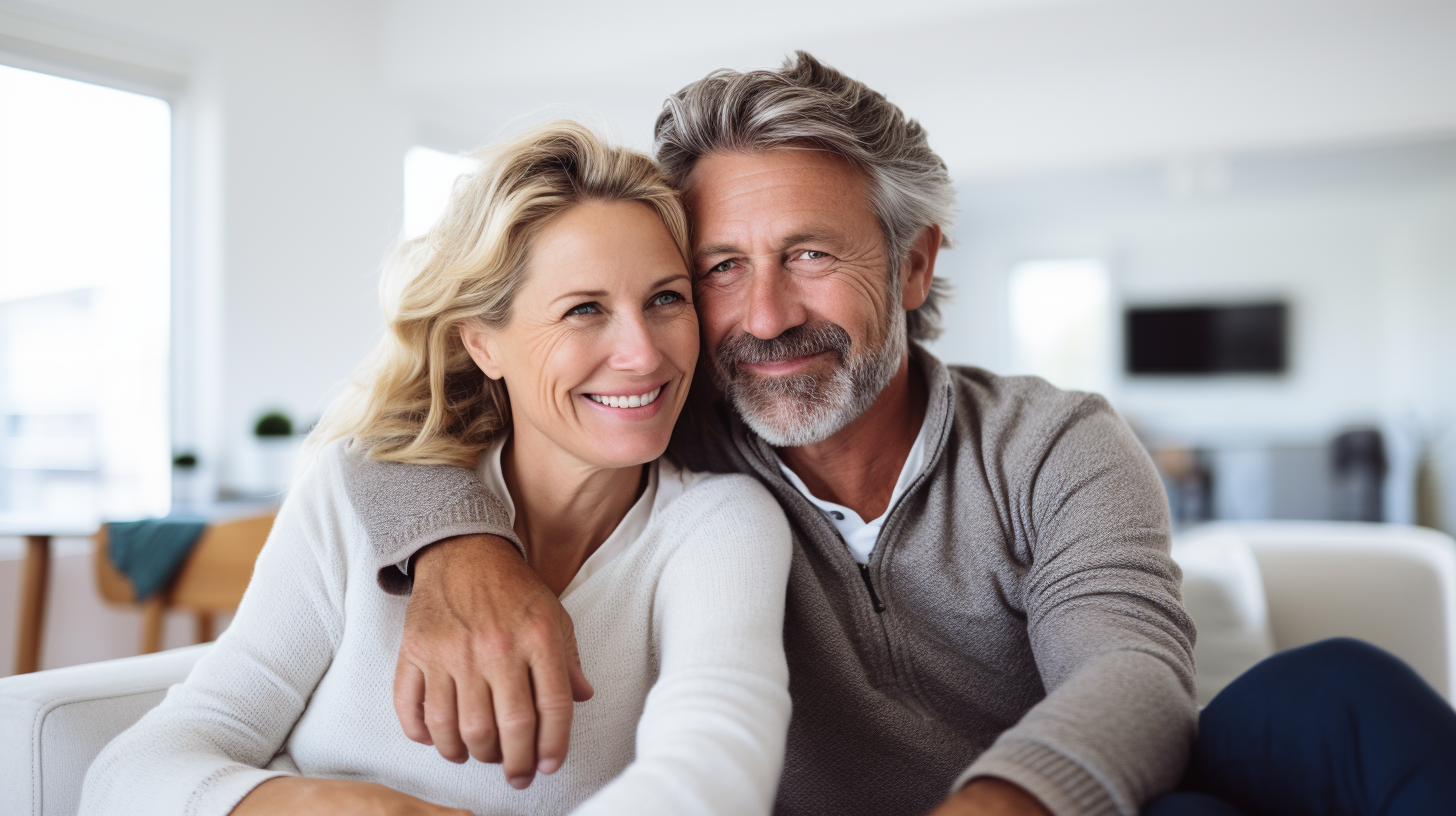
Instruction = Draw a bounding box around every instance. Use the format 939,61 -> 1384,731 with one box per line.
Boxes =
2,518 -> 99,675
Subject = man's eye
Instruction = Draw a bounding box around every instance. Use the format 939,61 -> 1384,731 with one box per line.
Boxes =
707,259 -> 735,275
801,250 -> 829,261
564,302 -> 599,318
650,291 -> 684,307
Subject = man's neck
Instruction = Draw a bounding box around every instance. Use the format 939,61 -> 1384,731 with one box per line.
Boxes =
776,349 -> 929,522
500,429 -> 646,596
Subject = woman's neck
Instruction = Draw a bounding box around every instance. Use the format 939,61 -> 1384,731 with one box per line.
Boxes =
500,426 -> 647,596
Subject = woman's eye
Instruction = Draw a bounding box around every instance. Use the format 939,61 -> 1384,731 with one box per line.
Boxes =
564,302 -> 599,318
650,291 -> 684,307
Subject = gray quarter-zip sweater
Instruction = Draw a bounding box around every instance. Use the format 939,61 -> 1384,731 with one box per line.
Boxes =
348,344 -> 1197,816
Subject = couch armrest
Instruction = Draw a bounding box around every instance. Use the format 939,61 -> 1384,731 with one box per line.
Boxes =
0,644 -> 211,816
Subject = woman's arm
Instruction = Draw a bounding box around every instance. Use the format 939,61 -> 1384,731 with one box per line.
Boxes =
232,778 -> 472,816
79,445 -> 447,816
573,476 -> 794,816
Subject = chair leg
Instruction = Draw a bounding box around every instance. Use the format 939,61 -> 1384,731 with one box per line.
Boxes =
141,596 -> 165,654
194,612 -> 214,644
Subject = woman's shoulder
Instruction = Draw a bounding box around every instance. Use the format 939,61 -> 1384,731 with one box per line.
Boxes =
662,462 -> 777,510
652,463 -> 789,546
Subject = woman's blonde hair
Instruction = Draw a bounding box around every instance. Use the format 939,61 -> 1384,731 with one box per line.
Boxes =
309,121 -> 691,468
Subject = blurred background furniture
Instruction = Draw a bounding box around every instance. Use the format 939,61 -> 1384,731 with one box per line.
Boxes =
93,515 -> 274,655
1,518 -> 101,676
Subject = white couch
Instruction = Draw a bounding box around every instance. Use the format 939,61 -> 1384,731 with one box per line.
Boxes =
1174,522 -> 1456,704
4,522 -> 1454,816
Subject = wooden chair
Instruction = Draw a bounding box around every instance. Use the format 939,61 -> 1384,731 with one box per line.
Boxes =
93,515 -> 275,654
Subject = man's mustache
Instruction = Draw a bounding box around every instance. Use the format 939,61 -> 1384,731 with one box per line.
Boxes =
714,323 -> 853,379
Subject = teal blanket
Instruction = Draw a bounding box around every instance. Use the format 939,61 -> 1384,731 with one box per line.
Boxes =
106,517 -> 207,600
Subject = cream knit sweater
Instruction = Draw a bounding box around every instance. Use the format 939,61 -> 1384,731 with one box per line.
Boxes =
80,440 -> 793,816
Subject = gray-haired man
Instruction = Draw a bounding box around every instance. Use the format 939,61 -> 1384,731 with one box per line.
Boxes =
353,53 -> 1197,815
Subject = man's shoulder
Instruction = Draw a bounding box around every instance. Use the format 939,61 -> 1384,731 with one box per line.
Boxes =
940,362 -> 1114,438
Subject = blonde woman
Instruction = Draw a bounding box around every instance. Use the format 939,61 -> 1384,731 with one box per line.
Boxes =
80,122 -> 793,816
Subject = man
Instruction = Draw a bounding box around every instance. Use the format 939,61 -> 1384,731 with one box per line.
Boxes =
347,54 -> 1455,816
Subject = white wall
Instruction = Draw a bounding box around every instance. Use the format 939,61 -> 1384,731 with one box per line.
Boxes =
927,137 -> 1456,529
2,0 -> 412,492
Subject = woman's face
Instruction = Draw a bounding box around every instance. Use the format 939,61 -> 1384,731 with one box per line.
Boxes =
461,200 -> 697,471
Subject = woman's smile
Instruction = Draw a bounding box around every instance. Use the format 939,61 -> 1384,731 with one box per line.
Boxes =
584,384 -> 665,410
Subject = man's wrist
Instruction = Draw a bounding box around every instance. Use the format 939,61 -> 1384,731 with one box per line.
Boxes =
947,777 -> 1055,816
413,533 -> 523,578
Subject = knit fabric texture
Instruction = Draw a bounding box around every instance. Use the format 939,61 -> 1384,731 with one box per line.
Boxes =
345,344 -> 1199,816
80,441 -> 793,816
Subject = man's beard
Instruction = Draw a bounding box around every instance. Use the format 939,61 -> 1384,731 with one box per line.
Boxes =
711,307 -> 906,448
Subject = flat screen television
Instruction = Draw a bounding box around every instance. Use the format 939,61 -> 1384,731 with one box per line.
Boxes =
1125,302 -> 1287,375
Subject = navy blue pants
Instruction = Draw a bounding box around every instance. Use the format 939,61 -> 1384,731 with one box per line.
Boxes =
1144,638 -> 1456,815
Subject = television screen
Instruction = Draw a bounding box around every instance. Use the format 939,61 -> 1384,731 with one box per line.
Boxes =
1125,303 -> 1287,374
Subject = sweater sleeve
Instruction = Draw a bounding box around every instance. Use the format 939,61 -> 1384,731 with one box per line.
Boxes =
336,440 -> 519,595
572,476 -> 794,816
79,449 -> 353,816
957,394 -> 1198,816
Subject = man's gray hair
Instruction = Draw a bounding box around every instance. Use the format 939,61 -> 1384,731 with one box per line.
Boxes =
654,51 -> 956,342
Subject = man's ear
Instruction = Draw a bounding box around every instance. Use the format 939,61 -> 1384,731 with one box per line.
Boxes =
899,224 -> 942,311
459,322 -> 505,380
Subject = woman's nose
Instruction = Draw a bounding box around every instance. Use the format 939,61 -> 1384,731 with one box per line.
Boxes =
607,312 -> 665,373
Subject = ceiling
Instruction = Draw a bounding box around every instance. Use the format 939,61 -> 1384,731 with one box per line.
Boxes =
380,0 -> 1456,177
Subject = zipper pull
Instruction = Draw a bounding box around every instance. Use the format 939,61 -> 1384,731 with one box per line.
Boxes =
858,564 -> 886,613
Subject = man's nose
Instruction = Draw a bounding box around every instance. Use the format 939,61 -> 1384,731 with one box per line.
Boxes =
742,263 -> 807,340
608,311 -> 665,373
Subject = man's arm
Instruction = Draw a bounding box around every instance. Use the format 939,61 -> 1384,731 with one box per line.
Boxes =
953,393 -> 1198,816
338,442 -> 591,787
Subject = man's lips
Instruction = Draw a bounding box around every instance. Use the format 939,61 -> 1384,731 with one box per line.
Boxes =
737,351 -> 835,377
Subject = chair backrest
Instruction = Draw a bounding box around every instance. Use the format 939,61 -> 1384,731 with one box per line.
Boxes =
94,515 -> 275,610
1180,521 -> 1456,700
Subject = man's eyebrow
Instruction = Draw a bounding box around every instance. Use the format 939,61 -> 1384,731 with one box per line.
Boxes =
695,231 -> 839,260
695,244 -> 739,260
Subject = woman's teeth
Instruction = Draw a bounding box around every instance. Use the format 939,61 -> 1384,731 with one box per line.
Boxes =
587,386 -> 662,409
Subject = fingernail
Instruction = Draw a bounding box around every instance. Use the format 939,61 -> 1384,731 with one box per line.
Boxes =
508,775 -> 533,790
538,758 -> 560,775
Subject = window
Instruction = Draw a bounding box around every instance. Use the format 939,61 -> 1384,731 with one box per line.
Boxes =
402,146 -> 478,239
0,63 -> 171,520
1008,259 -> 1113,394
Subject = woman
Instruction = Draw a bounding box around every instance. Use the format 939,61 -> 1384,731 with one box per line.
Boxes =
81,122 -> 793,816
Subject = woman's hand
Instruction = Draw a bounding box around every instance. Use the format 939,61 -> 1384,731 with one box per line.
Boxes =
232,777 -> 473,815
393,534 -> 594,789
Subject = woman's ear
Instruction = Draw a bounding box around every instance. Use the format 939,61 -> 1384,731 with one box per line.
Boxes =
459,322 -> 505,380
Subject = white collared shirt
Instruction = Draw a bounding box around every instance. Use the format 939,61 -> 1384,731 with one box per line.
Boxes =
773,408 -> 932,565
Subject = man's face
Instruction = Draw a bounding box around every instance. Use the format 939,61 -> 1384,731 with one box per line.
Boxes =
685,149 -> 907,447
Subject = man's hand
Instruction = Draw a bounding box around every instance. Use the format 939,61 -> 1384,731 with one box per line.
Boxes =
233,777 -> 474,816
392,534 -> 594,789
926,778 -> 1055,816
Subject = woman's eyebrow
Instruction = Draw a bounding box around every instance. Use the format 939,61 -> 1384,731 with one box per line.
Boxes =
550,274 -> 690,306
552,289 -> 609,304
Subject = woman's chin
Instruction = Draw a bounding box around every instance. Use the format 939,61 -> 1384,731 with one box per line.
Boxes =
562,429 -> 672,471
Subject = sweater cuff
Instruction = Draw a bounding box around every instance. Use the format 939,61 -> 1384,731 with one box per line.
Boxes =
954,737 -> 1124,816
374,504 -> 523,595
189,766 -> 288,816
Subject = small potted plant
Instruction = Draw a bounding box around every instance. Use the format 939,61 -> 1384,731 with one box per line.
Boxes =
172,451 -> 200,511
251,409 -> 299,495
